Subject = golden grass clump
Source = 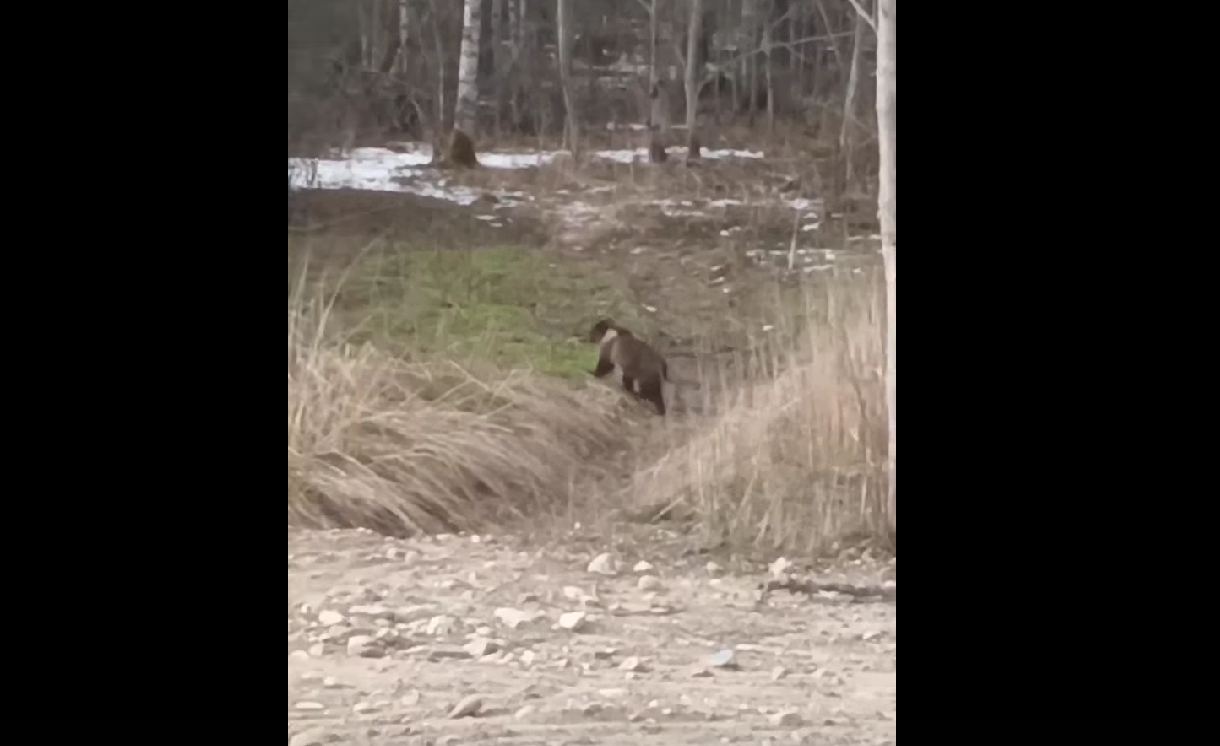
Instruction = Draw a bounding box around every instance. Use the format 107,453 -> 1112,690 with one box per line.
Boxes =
631,272 -> 891,555
287,295 -> 635,537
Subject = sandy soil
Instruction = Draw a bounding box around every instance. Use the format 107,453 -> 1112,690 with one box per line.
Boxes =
288,528 -> 895,745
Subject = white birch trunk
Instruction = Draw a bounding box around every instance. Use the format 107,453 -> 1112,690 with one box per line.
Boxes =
875,0 -> 896,533
454,0 -> 484,136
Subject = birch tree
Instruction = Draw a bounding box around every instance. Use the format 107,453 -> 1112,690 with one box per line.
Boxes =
450,0 -> 483,165
875,0 -> 896,533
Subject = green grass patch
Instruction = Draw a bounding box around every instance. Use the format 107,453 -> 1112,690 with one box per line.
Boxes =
319,244 -> 650,378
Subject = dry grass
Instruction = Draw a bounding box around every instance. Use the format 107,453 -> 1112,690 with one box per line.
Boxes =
287,285 -> 637,537
630,270 -> 891,556
287,188 -> 891,557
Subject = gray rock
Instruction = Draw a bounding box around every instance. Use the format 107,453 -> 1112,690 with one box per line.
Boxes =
347,635 -> 382,658
464,638 -> 499,657
393,605 -> 434,623
493,607 -> 535,629
289,728 -> 337,746
619,656 -> 647,672
349,604 -> 393,619
425,615 -> 457,635
707,649 -> 738,669
587,552 -> 619,576
448,695 -> 483,719
317,610 -> 344,626
514,704 -> 537,719
425,645 -> 473,661
769,710 -> 804,727
399,690 -> 421,706
637,575 -> 663,591
557,611 -> 588,631
293,701 -> 326,711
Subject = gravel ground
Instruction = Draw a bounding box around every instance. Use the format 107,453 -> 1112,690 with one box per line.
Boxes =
288,528 -> 896,746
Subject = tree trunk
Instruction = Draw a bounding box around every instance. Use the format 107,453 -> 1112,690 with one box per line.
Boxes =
512,0 -> 527,52
646,0 -> 668,162
763,0 -> 775,134
741,2 -> 751,124
648,0 -> 658,98
490,0 -> 505,134
397,0 -> 410,76
358,1 -> 371,69
790,0 -> 802,98
425,0 -> 447,137
737,0 -> 755,115
683,0 -> 703,156
556,0 -> 579,155
875,0 -> 896,535
370,0 -> 383,69
839,3 -> 866,190
454,0 -> 483,137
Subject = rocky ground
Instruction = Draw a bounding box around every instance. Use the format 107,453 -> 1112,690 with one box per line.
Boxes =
288,528 -> 896,745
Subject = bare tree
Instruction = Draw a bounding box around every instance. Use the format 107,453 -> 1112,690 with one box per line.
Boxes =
450,0 -> 483,165
875,0 -> 895,533
646,0 -> 669,163
839,0 -> 867,189
397,0 -> 411,76
738,0 -> 758,118
683,0 -> 704,158
424,0 -> 448,138
762,0 -> 775,133
557,0 -> 579,155
293,0 -> 898,150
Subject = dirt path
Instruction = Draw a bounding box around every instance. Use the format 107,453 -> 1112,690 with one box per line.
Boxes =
288,528 -> 895,745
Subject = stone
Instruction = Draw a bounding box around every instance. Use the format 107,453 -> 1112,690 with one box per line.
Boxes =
557,611 -> 588,631
448,695 -> 483,719
638,575 -> 663,591
707,649 -> 738,669
769,711 -> 804,727
587,552 -> 619,576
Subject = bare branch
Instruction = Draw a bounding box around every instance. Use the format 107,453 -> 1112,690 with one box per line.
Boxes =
844,0 -> 877,33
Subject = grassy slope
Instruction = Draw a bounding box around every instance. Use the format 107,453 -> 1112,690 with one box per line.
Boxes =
329,245 -> 651,378
288,189 -> 892,557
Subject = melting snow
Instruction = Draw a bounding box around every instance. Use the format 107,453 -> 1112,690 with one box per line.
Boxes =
288,143 -> 769,205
